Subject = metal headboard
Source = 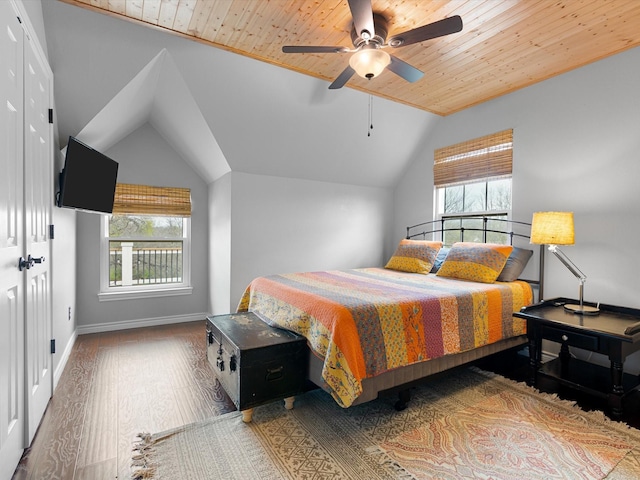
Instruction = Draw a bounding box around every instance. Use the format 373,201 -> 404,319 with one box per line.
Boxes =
406,216 -> 545,301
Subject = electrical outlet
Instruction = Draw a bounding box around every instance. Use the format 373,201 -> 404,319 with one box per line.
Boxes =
68,306 -> 71,321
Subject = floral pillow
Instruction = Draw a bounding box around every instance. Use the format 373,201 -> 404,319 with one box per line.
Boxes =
436,242 -> 513,283
385,239 -> 443,274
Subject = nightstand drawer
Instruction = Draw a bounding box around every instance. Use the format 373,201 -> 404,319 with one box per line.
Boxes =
543,325 -> 599,350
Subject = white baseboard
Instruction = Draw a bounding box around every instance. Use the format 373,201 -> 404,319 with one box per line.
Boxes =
53,330 -> 78,390
76,312 -> 208,335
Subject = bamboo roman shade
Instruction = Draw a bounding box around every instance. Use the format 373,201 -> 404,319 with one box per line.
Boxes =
112,183 -> 191,217
434,129 -> 513,187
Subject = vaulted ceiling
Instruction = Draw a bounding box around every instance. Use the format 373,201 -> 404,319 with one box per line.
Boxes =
43,0 -> 438,188
61,0 -> 640,116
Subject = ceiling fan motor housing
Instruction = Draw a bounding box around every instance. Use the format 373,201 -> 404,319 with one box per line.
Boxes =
282,2 -> 463,89
350,13 -> 389,48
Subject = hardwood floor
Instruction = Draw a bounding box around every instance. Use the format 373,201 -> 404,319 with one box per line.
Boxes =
12,322 -> 640,479
12,321 -> 235,480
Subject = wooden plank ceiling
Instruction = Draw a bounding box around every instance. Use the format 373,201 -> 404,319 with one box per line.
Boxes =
60,0 -> 640,116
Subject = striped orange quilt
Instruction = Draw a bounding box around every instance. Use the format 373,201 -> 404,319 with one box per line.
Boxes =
237,267 -> 532,407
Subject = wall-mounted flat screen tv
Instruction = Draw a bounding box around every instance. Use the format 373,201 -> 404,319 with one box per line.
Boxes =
57,136 -> 119,214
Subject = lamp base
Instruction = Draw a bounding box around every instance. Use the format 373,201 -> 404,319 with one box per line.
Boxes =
564,303 -> 600,315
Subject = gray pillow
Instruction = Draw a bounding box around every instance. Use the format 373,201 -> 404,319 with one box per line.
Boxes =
496,247 -> 533,282
429,247 -> 450,273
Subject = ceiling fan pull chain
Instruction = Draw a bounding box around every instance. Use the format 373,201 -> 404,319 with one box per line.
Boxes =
368,94 -> 374,137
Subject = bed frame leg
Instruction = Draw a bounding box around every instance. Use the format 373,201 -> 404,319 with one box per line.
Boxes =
395,389 -> 411,411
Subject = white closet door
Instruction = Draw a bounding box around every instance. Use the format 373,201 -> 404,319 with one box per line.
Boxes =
23,16 -> 53,445
0,2 -> 25,478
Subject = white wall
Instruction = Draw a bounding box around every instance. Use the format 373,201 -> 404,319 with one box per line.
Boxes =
51,148 -> 77,384
209,172 -> 232,315
209,172 -> 393,313
75,123 -> 209,330
395,45 -> 640,309
393,45 -> 640,370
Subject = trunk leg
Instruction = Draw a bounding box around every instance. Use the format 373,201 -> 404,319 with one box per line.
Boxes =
241,408 -> 254,423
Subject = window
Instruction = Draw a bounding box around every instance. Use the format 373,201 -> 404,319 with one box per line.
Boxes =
99,184 -> 192,301
438,177 -> 512,215
434,130 -> 513,245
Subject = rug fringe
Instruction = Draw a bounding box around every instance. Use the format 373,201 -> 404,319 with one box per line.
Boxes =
131,432 -> 157,480
365,445 -> 419,480
471,366 -> 636,432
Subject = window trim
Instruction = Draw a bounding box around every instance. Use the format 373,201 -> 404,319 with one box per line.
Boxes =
98,214 -> 192,301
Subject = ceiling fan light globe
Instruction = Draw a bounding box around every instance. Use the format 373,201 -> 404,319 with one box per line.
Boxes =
349,49 -> 391,79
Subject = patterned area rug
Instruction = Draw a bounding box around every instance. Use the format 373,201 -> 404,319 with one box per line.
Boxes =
131,367 -> 640,479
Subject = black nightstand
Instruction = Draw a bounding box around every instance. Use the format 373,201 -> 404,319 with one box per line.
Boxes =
515,298 -> 640,417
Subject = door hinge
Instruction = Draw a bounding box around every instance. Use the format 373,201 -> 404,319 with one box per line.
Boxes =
49,108 -> 53,124
50,339 -> 56,354
49,224 -> 54,239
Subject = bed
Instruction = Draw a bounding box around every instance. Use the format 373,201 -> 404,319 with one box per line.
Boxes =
237,217 -> 544,409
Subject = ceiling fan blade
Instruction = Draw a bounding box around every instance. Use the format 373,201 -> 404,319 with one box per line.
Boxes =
388,15 -> 463,48
348,0 -> 375,38
387,55 -> 424,83
328,65 -> 356,89
282,45 -> 349,54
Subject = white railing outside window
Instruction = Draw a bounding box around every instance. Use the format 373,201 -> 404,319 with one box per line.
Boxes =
99,214 -> 191,301
109,243 -> 183,286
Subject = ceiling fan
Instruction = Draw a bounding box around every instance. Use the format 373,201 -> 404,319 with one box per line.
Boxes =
282,0 -> 463,89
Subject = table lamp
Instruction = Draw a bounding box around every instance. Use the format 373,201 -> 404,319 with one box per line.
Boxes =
530,211 -> 599,315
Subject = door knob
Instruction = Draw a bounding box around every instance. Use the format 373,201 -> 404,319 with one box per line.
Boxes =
18,255 -> 45,271
18,256 -> 32,271
29,255 -> 45,265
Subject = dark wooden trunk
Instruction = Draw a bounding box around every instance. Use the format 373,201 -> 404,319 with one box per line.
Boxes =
206,312 -> 308,411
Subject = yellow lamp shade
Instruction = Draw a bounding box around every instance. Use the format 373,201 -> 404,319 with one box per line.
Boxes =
530,211 -> 575,245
